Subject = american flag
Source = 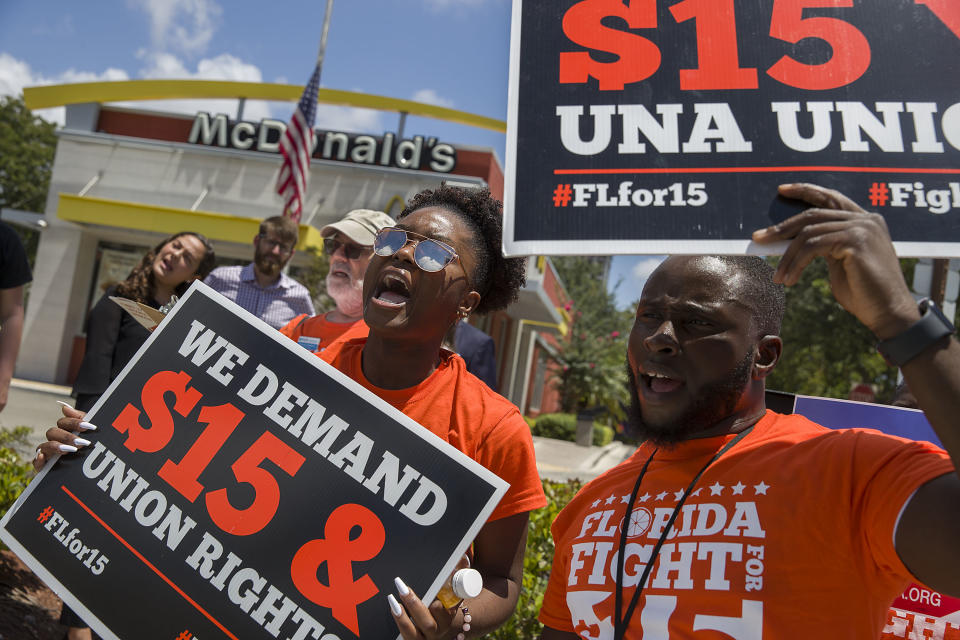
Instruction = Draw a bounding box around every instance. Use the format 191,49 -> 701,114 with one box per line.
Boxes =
276,64 -> 321,222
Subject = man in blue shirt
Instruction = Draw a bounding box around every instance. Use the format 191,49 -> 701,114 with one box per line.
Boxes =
204,215 -> 314,328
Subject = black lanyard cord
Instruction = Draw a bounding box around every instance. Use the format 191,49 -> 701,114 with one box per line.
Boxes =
612,424 -> 755,640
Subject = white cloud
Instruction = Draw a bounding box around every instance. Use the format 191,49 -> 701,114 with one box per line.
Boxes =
411,88 -> 454,109
132,0 -> 222,56
314,104 -> 385,134
0,53 -> 36,97
0,53 -> 130,126
114,51 -> 275,121
138,51 -> 262,82
632,256 -> 665,283
0,50 -> 392,135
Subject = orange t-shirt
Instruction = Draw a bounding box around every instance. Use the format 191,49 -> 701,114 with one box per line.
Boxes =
320,338 -> 546,522
539,410 -> 954,639
279,313 -> 369,354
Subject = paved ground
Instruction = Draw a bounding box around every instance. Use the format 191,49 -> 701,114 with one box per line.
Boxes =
1,378 -> 637,480
533,435 -> 636,482
1,380 -> 73,459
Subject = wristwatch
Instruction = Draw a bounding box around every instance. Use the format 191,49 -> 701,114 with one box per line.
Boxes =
877,298 -> 956,367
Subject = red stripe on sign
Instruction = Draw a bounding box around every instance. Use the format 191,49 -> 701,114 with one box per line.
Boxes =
60,485 -> 239,640
554,166 -> 960,175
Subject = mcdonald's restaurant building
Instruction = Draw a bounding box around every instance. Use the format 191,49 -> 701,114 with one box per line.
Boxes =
13,82 -> 570,417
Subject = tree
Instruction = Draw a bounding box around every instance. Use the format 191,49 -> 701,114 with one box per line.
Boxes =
0,95 -> 57,266
0,95 -> 56,213
767,256 -> 905,403
551,257 -> 633,421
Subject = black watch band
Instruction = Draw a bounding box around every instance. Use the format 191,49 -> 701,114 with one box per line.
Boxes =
877,298 -> 955,367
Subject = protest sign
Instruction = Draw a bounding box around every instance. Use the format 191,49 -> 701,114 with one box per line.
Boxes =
884,584 -> 960,640
0,282 -> 507,640
768,390 -> 960,639
504,1 -> 960,256
765,390 -> 943,445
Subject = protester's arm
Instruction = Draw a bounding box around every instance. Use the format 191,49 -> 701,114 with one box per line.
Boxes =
753,182 -> 960,594
540,627 -> 580,640
391,511 -> 529,639
0,285 -> 25,412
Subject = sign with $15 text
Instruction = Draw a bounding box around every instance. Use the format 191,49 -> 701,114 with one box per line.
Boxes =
1,283 -> 506,640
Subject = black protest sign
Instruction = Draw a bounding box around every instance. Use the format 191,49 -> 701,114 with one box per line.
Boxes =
0,283 -> 507,640
504,0 -> 960,256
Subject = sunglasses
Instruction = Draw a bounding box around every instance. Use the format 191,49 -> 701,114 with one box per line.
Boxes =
323,237 -> 371,260
373,227 -> 460,273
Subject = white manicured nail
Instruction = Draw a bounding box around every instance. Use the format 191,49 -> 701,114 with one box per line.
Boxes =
79,422 -> 97,431
387,594 -> 402,616
394,577 -> 409,597
58,444 -> 78,453
74,437 -> 91,447
56,400 -> 73,409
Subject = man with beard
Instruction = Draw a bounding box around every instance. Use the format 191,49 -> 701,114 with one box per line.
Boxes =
538,183 -> 960,639
280,208 -> 395,353
204,215 -> 314,328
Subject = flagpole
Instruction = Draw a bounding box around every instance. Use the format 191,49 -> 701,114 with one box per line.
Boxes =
316,0 -> 335,79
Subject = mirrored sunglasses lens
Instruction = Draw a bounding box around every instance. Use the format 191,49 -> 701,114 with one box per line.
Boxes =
374,229 -> 407,256
414,240 -> 454,272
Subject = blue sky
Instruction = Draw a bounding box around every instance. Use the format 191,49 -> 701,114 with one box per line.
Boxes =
0,0 -> 652,308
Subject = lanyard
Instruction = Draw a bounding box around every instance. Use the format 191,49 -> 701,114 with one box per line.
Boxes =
613,424 -> 755,640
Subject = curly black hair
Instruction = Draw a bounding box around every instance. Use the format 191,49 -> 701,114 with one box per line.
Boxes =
400,184 -> 525,315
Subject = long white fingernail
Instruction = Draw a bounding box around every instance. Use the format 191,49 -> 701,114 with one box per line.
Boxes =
394,577 -> 409,596
79,422 -> 97,431
74,437 -> 91,447
387,594 -> 402,616
57,400 -> 73,409
58,444 -> 78,453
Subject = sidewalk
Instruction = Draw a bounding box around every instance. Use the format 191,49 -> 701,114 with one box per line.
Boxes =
1,379 -> 73,458
533,435 -> 636,482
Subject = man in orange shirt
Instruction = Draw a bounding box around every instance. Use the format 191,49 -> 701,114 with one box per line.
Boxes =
280,208 -> 394,353
539,183 -> 960,639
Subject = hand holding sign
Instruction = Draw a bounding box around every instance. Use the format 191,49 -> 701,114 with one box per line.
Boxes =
5,283 -> 507,640
752,183 -> 919,340
507,0 -> 960,256
33,403 -> 96,472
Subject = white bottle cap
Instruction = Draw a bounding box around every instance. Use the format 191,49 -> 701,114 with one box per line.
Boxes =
451,568 -> 483,599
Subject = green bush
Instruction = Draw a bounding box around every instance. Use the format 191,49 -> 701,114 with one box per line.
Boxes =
0,426 -> 34,521
489,478 -> 584,639
534,412 -> 614,447
532,413 -> 576,441
522,415 -> 536,430
592,423 -> 615,447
